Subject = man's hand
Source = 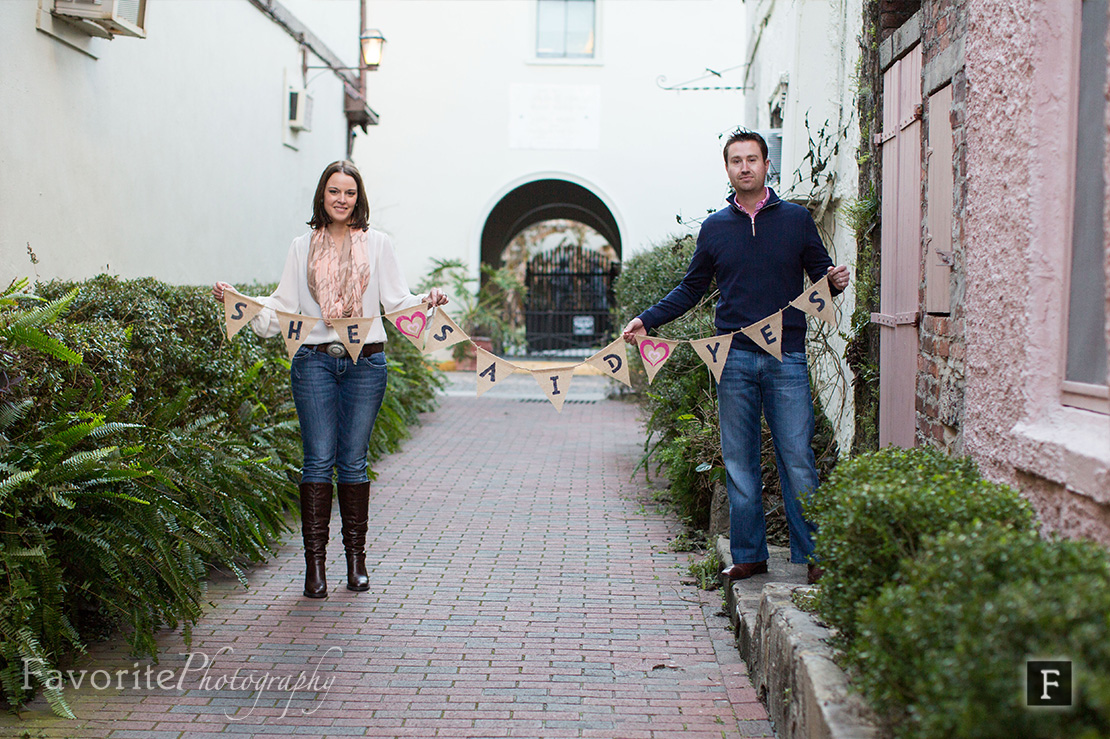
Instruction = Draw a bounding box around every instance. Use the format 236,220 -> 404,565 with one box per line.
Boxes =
826,265 -> 850,291
621,317 -> 647,343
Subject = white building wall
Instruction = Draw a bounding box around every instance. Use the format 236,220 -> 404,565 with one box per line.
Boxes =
349,0 -> 748,280
742,0 -> 862,452
0,0 -> 358,286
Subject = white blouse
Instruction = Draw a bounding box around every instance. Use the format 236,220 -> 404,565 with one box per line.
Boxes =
249,228 -> 426,345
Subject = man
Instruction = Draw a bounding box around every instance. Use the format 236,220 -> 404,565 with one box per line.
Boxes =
622,130 -> 850,584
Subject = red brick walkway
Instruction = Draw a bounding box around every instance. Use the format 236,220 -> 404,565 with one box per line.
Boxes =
3,384 -> 773,738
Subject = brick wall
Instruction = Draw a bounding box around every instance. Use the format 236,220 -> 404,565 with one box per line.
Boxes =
881,0 -> 922,38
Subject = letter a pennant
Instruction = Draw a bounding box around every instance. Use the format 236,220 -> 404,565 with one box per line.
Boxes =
637,337 -> 680,385
475,347 -> 519,397
223,290 -> 263,340
586,338 -> 632,388
741,311 -> 783,361
331,317 -> 380,361
384,306 -> 429,352
423,309 -> 469,354
689,334 -> 733,383
789,275 -> 836,328
531,366 -> 577,412
275,311 -> 321,359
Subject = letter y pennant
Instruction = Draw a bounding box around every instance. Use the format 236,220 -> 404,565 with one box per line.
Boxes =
689,334 -> 733,382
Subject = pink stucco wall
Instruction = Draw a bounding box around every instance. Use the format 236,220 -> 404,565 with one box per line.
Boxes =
963,0 -> 1110,543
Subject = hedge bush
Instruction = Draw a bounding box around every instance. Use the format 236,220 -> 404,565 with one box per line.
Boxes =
0,275 -> 441,717
806,446 -> 1036,645
856,520 -> 1110,738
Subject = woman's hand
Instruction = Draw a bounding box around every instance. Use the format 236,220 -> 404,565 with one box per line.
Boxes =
212,281 -> 233,303
424,287 -> 449,309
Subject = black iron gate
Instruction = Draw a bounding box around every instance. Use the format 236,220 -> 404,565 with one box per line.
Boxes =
524,246 -> 619,352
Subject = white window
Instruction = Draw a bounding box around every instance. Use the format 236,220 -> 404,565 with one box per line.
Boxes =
537,0 -> 595,59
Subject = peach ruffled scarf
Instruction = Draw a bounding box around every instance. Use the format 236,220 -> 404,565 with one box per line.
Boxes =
306,228 -> 370,321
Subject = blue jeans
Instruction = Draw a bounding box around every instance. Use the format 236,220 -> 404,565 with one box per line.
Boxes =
717,347 -> 820,564
290,347 -> 388,484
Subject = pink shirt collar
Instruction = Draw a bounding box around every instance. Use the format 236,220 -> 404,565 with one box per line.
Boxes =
734,187 -> 769,219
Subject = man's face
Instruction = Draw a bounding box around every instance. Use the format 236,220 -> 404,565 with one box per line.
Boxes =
725,140 -> 769,196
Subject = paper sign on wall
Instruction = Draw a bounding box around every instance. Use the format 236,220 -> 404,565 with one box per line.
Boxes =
689,334 -> 733,383
331,317 -> 380,361
223,291 -> 264,340
741,311 -> 783,361
423,309 -> 469,354
789,275 -> 837,328
586,338 -> 632,388
275,311 -> 321,359
532,367 -> 577,412
637,337 -> 680,385
475,347 -> 520,397
385,307 -> 429,351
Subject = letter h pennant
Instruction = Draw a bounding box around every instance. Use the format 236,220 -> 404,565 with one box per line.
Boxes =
275,311 -> 321,359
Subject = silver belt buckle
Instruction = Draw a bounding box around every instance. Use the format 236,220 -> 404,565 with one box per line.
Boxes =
326,342 -> 346,358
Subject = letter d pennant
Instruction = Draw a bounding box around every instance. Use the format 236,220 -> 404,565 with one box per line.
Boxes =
741,311 -> 783,361
275,311 -> 321,359
531,366 -> 577,412
475,347 -> 520,397
689,334 -> 733,383
586,338 -> 632,388
222,290 -> 263,340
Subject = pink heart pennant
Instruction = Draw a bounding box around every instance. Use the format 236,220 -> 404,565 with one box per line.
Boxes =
394,311 -> 427,339
639,340 -> 671,367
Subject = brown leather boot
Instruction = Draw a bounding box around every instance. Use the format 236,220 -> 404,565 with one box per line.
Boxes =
337,481 -> 371,591
299,481 -> 333,598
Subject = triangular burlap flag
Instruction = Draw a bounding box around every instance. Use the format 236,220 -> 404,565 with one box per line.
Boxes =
330,317 -> 380,361
275,311 -> 321,359
689,334 -> 733,383
475,347 -> 521,397
585,338 -> 632,388
790,275 -> 837,328
637,337 -> 680,385
223,290 -> 264,340
741,311 -> 784,361
384,306 -> 429,352
422,309 -> 470,354
531,366 -> 577,412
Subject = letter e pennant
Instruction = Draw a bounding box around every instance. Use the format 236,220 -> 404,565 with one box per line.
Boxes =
789,275 -> 836,328
423,309 -> 469,354
331,317 -> 380,361
475,347 -> 519,397
637,337 -> 680,384
531,366 -> 577,412
741,311 -> 783,361
275,311 -> 321,359
385,306 -> 429,351
689,334 -> 733,383
586,338 -> 632,388
223,290 -> 263,340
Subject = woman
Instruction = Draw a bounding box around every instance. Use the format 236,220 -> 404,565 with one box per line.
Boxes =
213,160 -> 447,599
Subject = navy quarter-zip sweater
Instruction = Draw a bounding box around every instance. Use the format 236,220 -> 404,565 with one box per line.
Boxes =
637,188 -> 836,354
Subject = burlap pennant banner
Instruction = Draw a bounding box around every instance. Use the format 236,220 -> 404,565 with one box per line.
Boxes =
474,347 -> 521,397
741,311 -> 784,361
689,334 -> 733,383
223,290 -> 264,340
586,338 -> 632,388
789,275 -> 837,328
275,311 -> 321,359
384,306 -> 429,351
423,309 -> 470,354
637,337 -> 680,385
531,366 -> 577,412
331,317 -> 381,361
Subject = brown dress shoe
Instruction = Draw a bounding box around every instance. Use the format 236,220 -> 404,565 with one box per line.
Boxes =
721,561 -> 768,581
807,564 -> 825,584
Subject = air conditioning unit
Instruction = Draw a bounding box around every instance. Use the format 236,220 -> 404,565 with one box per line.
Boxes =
53,0 -> 146,38
756,128 -> 784,186
288,87 -> 313,132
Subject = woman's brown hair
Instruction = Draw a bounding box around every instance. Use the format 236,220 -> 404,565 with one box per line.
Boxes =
307,160 -> 371,231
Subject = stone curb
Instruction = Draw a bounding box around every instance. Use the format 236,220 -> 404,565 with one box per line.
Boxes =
716,537 -> 884,739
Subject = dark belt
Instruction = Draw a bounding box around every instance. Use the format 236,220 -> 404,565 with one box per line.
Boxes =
309,342 -> 384,358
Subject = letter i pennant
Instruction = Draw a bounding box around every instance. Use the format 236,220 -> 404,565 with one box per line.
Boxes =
637,337 -> 680,384
741,311 -> 783,361
475,347 -> 519,397
275,311 -> 321,359
222,290 -> 263,339
423,309 -> 469,354
531,367 -> 577,412
384,306 -> 429,351
689,334 -> 733,383
585,338 -> 632,387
